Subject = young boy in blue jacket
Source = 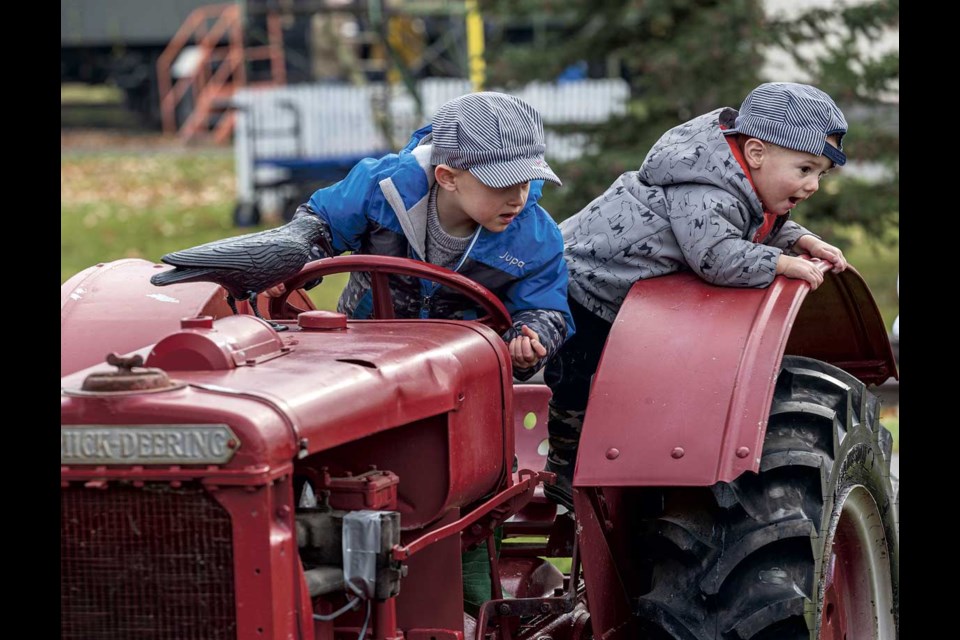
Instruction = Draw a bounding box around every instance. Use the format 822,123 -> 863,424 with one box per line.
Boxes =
270,92 -> 574,380
543,82 -> 850,509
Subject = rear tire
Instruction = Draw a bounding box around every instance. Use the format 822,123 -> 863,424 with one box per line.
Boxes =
635,356 -> 898,639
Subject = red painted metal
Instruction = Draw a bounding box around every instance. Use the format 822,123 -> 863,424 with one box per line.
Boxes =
374,599 -> 404,640
299,310 -> 348,331
61,484 -> 237,640
820,548 -> 851,640
574,264 -> 898,489
61,252 -> 898,639
392,470 -> 543,561
148,314 -> 290,371
785,266 -> 898,385
497,558 -> 564,600
60,259 -> 314,376
502,385 -> 558,541
819,489 -> 893,640
407,631 -> 463,640
271,256 -> 514,334
62,259 -> 518,638
573,488 -> 635,640
396,510 -> 469,634
312,468 -> 399,511
473,543 -> 581,640
61,469 -> 308,639
512,384 -> 552,481
63,317 -> 513,516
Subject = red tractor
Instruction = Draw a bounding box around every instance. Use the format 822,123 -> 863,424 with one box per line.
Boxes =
61,255 -> 898,640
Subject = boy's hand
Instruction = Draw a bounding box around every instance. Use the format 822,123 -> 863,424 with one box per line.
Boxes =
508,325 -> 547,369
795,236 -> 848,273
777,255 -> 825,290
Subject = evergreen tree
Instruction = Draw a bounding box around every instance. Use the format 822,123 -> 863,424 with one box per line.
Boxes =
766,0 -> 899,245
481,0 -> 899,248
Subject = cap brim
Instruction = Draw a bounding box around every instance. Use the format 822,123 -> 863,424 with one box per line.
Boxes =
725,126 -> 847,167
469,157 -> 562,188
822,143 -> 846,167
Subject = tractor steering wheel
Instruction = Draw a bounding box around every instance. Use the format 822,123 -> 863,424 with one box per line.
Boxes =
267,255 -> 513,334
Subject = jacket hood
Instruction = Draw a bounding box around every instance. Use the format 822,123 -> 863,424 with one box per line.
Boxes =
637,108 -> 763,221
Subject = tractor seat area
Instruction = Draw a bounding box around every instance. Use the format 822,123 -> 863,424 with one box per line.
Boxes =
507,384 -> 558,533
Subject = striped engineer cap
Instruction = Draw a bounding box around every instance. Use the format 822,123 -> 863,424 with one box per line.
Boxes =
724,82 -> 849,166
430,92 -> 562,188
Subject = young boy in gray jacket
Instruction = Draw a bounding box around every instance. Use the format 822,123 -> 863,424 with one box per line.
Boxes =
544,82 -> 850,509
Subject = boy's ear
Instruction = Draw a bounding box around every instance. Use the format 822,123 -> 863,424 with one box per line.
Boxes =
742,137 -> 766,170
435,164 -> 459,191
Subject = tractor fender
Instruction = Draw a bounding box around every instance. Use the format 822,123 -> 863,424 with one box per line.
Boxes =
574,267 -> 897,488
61,259 -> 315,377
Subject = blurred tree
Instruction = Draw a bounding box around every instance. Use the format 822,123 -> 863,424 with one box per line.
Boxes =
766,0 -> 899,247
480,0 -> 899,248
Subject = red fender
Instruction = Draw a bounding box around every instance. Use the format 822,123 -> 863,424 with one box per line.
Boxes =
575,265 -> 897,488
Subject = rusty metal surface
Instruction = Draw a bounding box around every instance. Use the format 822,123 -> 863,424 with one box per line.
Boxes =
80,353 -> 175,392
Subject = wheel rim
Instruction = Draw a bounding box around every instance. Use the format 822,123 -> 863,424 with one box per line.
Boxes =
820,485 -> 895,640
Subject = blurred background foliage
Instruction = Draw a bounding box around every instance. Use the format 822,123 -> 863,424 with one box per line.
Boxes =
62,0 -> 898,323
481,0 -> 899,249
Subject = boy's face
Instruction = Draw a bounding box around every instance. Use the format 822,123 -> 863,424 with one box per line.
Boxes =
748,138 -> 837,216
444,169 -> 531,233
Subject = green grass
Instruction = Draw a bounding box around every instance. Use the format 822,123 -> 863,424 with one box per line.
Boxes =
61,83 -> 124,104
61,149 -> 348,309
61,83 -> 143,129
61,152 -> 237,280
881,413 -> 899,453
843,235 -> 899,332
502,536 -> 571,574
61,148 -> 899,323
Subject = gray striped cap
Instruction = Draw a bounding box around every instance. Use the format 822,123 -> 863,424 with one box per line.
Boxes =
725,82 -> 848,166
430,92 -> 562,188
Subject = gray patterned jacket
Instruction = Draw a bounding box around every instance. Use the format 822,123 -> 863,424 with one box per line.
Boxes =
562,107 -> 815,323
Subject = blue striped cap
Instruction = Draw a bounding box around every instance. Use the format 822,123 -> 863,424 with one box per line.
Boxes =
430,92 -> 562,188
725,83 -> 848,166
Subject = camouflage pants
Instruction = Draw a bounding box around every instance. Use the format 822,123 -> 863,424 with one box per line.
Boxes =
543,299 -> 613,476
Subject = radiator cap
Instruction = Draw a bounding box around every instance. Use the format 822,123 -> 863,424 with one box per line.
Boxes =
81,353 -> 174,392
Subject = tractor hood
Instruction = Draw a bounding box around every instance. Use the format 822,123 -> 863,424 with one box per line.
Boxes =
62,310 -> 512,462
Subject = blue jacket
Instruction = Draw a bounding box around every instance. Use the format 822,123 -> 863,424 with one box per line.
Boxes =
302,124 -> 574,379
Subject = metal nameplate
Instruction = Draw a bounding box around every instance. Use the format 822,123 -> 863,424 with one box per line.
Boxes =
61,424 -> 239,465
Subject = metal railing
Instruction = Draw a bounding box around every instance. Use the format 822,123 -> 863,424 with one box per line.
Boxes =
157,3 -> 286,143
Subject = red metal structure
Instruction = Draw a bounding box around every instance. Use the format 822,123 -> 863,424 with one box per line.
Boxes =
157,3 -> 286,143
60,256 -> 898,640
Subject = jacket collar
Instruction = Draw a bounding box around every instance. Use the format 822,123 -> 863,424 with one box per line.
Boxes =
379,141 -> 434,260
